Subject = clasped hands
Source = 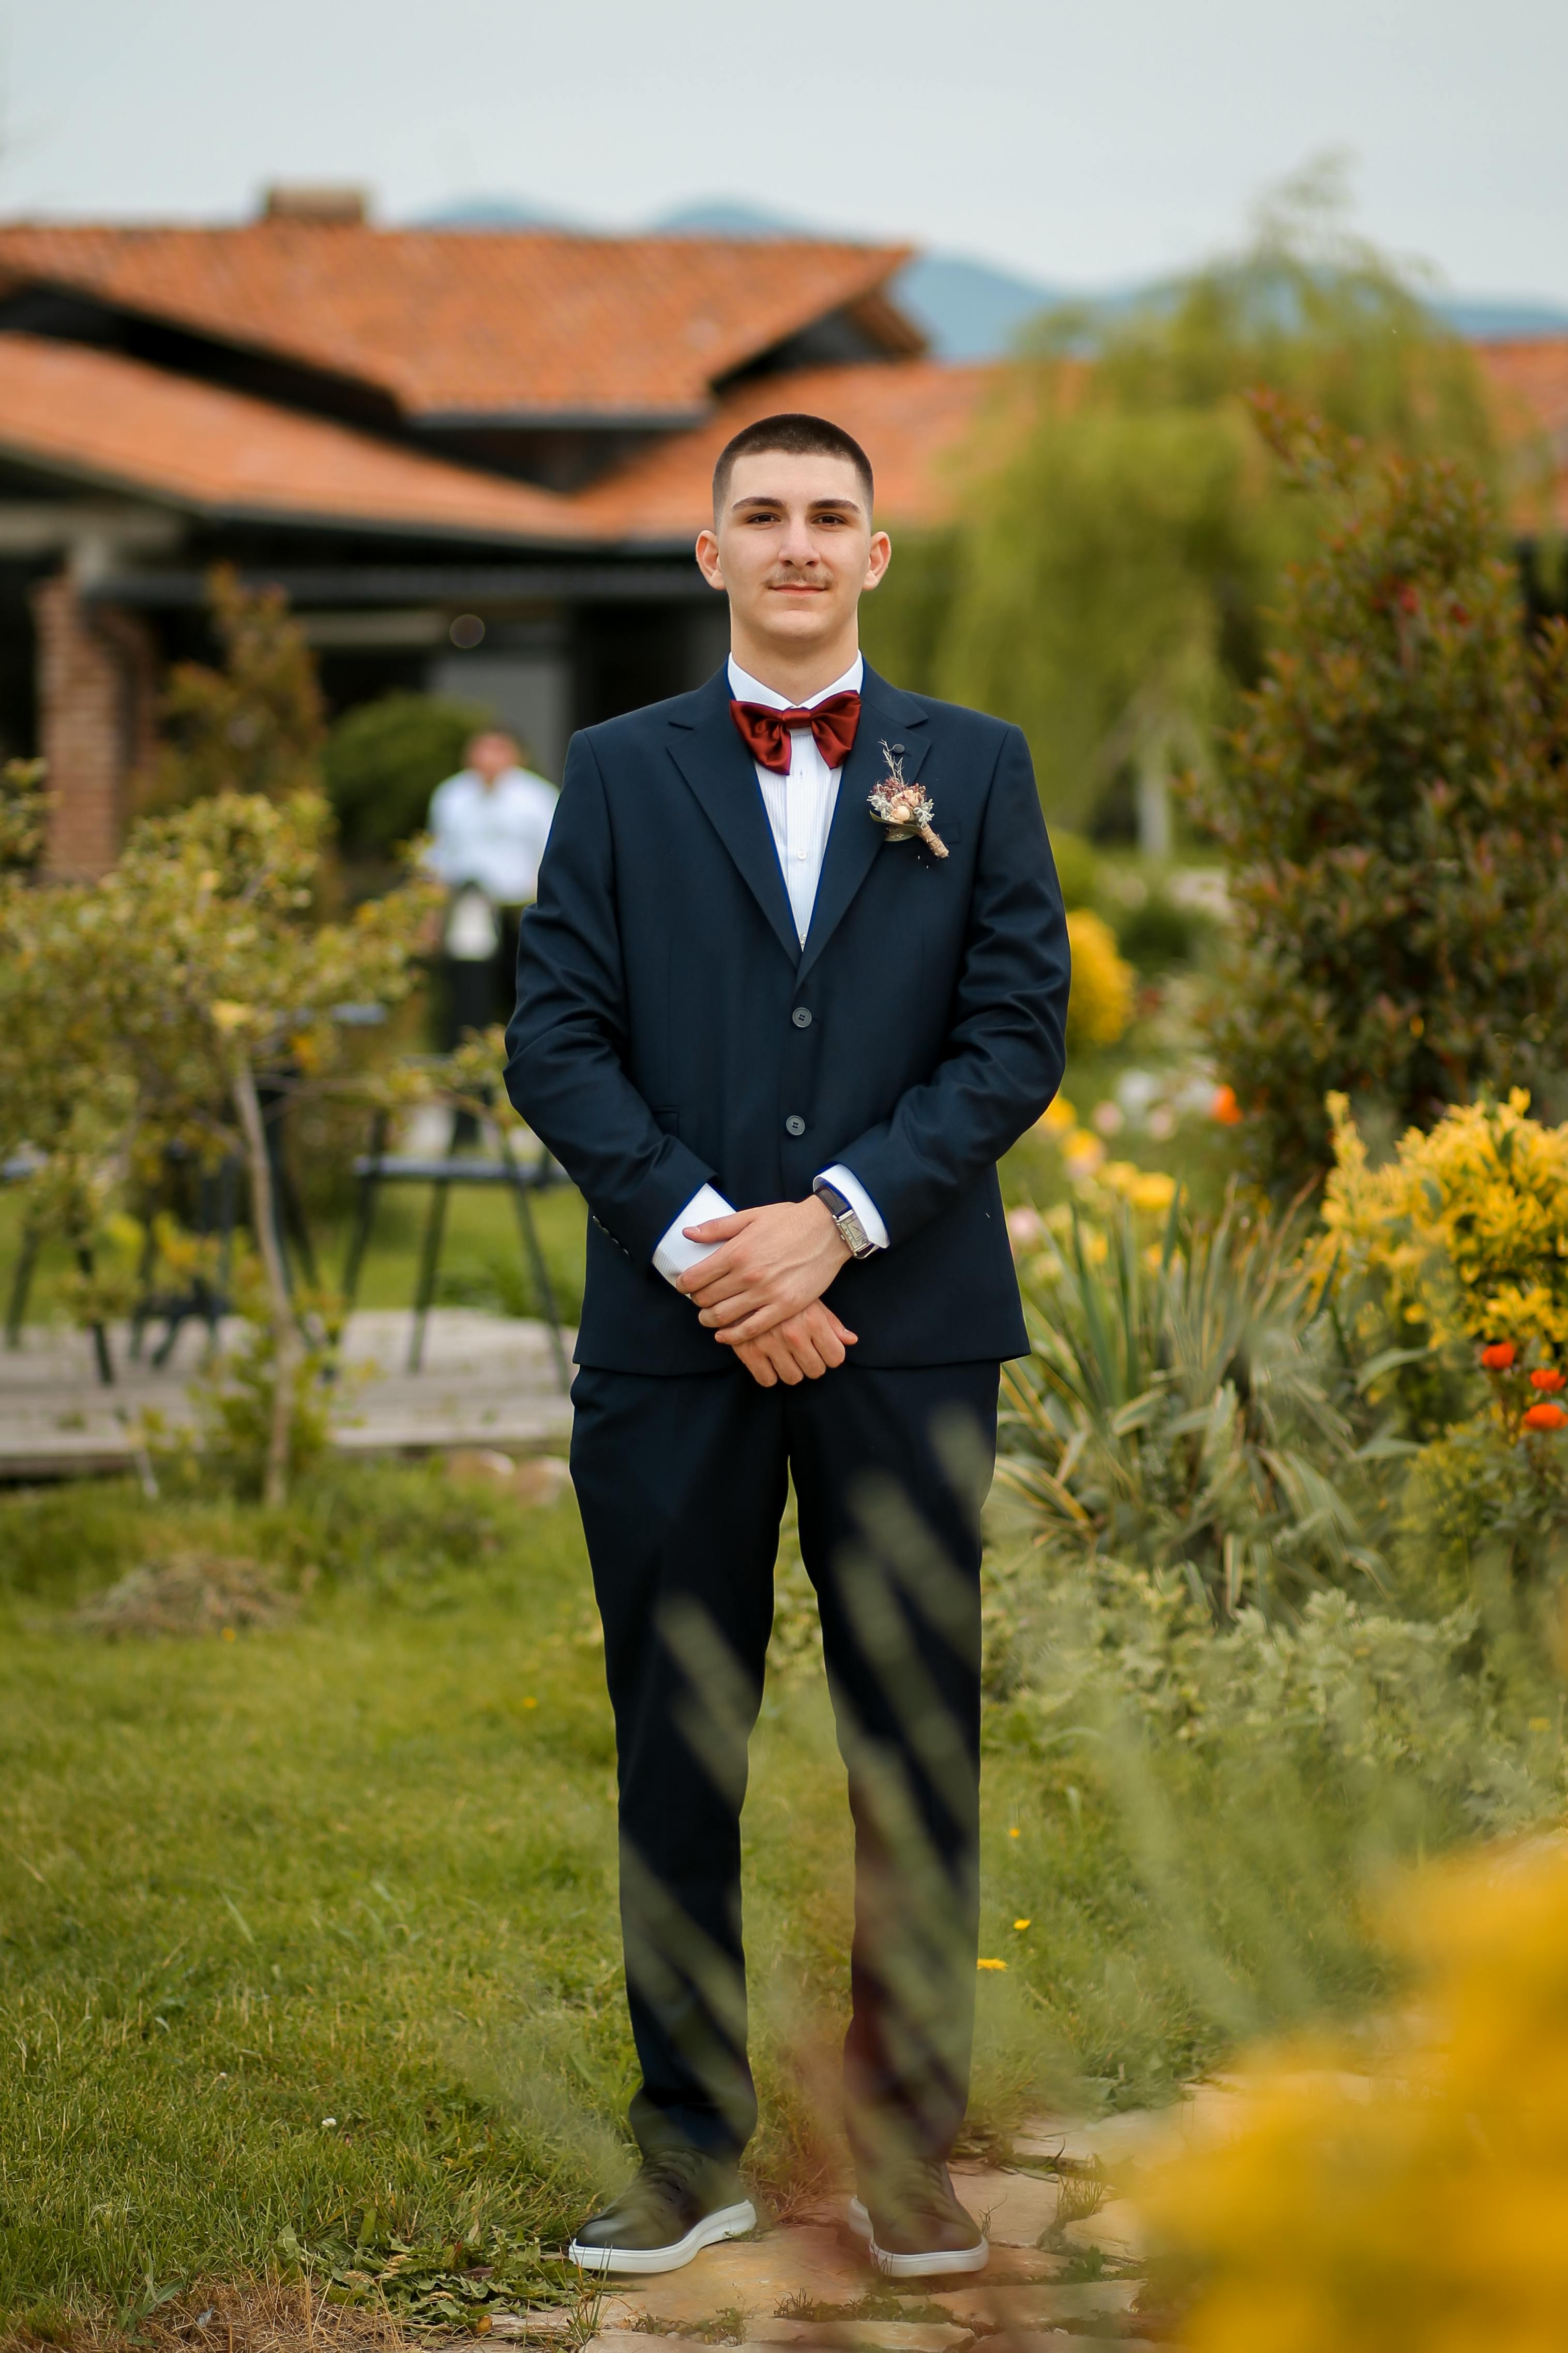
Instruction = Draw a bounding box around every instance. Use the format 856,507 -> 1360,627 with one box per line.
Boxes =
675,1196 -> 855,1388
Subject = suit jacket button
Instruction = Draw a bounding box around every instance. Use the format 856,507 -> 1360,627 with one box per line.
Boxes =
791,1006 -> 812,1028
784,1114 -> 806,1136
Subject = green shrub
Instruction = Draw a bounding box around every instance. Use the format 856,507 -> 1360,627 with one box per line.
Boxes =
323,692 -> 494,857
1114,887 -> 1209,972
1198,406 -> 1568,1190
1000,1191 -> 1390,1621
1049,829 -> 1099,910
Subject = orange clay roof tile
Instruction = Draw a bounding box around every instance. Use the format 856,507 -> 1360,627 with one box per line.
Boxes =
570,359 -> 1004,539
0,333 -> 589,541
1475,337 -> 1568,529
0,222 -> 917,421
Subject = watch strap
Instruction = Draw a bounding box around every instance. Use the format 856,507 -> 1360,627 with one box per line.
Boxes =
813,1177 -> 876,1260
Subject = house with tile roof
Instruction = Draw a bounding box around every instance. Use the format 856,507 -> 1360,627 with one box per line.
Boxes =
0,186 -> 1562,876
0,188 -> 994,875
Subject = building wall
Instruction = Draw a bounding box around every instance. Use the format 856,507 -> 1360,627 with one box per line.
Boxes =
32,574 -> 157,879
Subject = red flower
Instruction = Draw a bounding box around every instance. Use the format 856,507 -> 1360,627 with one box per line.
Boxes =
1530,1368 -> 1566,1393
1481,1342 -> 1517,1370
1211,1084 -> 1243,1127
1522,1402 -> 1568,1433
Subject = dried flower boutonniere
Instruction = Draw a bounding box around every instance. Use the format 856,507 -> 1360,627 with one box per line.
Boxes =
867,742 -> 947,859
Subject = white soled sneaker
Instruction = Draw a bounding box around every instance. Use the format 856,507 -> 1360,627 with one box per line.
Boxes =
851,2160 -> 989,2280
568,2148 -> 755,2276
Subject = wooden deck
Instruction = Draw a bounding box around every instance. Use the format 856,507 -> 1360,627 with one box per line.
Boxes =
0,1309 -> 573,1478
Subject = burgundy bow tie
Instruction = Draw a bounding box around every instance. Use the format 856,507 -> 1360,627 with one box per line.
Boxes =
729,691 -> 862,775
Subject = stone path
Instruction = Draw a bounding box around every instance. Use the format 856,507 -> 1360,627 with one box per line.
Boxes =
486,2109 -> 1225,2350
0,1309 -> 572,1476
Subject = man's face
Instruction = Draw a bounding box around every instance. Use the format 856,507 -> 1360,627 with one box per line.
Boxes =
696,451 -> 891,657
470,732 -> 517,784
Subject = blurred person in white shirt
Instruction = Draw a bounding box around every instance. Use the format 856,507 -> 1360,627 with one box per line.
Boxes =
426,728 -> 558,1046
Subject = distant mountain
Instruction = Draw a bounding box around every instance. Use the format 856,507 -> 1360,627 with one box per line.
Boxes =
419,194 -> 1568,357
1430,295 -> 1568,340
653,199 -> 800,238
892,253 -> 1070,360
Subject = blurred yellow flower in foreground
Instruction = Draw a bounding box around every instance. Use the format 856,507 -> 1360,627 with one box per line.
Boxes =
1146,1836 -> 1568,2353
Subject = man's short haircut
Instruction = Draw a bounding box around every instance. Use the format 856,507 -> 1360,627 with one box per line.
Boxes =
712,413 -> 874,518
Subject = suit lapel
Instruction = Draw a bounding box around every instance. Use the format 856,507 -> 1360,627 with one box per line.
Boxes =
796,666 -> 931,985
666,670 -> 800,966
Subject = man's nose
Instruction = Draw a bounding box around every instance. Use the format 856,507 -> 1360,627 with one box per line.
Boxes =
777,515 -> 821,567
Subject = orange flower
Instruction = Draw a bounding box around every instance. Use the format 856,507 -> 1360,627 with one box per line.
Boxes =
1481,1342 -> 1517,1370
1522,1402 -> 1568,1433
1211,1084 -> 1243,1127
1530,1368 -> 1565,1393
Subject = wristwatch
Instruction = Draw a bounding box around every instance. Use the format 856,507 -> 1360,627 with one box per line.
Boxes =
812,1177 -> 878,1260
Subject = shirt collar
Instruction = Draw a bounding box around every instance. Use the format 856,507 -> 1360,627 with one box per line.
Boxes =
727,651 -> 863,711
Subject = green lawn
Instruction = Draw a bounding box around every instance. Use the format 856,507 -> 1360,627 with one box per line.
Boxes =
0,975 -> 1264,2329
0,1448 -> 1348,2331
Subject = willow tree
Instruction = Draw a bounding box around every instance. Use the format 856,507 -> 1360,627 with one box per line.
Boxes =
863,163 -> 1502,842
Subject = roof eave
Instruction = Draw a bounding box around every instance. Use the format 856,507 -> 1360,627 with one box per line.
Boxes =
0,436 -> 598,551
411,406 -> 712,432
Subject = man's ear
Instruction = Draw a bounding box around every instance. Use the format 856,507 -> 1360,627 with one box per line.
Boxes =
863,530 -> 893,592
695,528 -> 725,591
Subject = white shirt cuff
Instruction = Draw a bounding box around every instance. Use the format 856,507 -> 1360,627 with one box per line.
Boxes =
653,1183 -> 735,1287
817,1164 -> 888,1251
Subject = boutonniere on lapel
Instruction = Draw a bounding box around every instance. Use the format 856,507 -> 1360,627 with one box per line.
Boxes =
867,741 -> 948,859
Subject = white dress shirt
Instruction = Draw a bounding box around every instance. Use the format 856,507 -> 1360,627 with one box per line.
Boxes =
652,653 -> 888,1288
426,765 -> 559,907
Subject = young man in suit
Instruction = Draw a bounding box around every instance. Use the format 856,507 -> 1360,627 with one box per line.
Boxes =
505,414 -> 1069,2280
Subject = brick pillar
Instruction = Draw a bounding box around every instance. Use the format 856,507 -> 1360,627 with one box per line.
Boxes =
32,573 -> 158,880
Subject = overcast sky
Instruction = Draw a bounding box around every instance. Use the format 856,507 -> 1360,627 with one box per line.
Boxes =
3,0 -> 1564,302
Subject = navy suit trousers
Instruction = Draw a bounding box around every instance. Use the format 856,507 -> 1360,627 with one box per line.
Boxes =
568,1356 -> 1000,2169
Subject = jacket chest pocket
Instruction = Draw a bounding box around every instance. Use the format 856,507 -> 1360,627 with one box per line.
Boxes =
885,819 -> 963,868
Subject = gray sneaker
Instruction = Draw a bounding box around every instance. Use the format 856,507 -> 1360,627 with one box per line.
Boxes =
567,2147 -> 756,2276
852,2159 -> 989,2279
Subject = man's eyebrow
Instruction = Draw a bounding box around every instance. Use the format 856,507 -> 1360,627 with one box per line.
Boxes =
728,493 -> 865,515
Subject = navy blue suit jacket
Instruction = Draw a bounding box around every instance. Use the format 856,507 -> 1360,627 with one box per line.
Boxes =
504,663 -> 1070,1373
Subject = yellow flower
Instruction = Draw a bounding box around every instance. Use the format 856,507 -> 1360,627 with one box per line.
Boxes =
1063,1130 -> 1106,1181
1131,1170 -> 1178,1215
208,999 -> 253,1033
1065,909 -> 1135,1050
1013,1919 -> 1031,1931
976,1958 -> 1007,1972
1038,1093 -> 1076,1133
1321,1091 -> 1568,1365
1145,1837 -> 1568,2351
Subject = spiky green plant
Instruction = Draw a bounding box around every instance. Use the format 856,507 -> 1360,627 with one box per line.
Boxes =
998,1192 -> 1401,1618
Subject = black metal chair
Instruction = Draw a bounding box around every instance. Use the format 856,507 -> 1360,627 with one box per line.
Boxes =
339,1111 -> 571,1389
4,1072 -> 318,1384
